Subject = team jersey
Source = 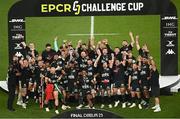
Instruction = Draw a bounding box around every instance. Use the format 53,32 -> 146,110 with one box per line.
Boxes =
29,63 -> 37,79
77,57 -> 88,71
66,68 -> 78,85
20,67 -> 32,80
120,44 -> 133,52
130,69 -> 140,86
114,52 -> 123,61
60,74 -> 68,86
87,65 -> 95,80
139,48 -> 149,58
139,63 -> 150,81
78,76 -> 91,90
47,72 -> 60,84
100,67 -> 112,83
42,49 -> 56,63
34,66 -> 46,84
112,64 -> 125,83
124,65 -> 133,79
100,54 -> 111,64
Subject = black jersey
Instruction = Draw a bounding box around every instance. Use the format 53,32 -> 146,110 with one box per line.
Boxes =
87,65 -> 95,80
150,69 -> 159,87
42,49 -> 56,63
29,64 -> 37,78
78,76 -> 91,90
47,72 -> 60,84
51,58 -> 65,68
24,46 -> 39,59
34,67 -> 46,84
130,69 -> 140,86
120,44 -> 133,52
66,68 -> 77,85
112,64 -> 125,83
139,63 -> 150,81
77,57 -> 88,71
139,48 -> 149,58
100,67 -> 112,82
20,66 -> 32,83
60,74 -> 68,86
125,65 -> 133,79
114,52 -> 122,61
100,54 -> 111,64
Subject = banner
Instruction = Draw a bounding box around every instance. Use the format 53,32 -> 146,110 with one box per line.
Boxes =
8,0 -> 178,75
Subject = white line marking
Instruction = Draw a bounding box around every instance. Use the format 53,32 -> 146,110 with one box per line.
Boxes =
67,33 -> 119,36
90,16 -> 94,39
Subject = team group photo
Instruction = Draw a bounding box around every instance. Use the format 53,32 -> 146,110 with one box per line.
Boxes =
0,0 -> 180,118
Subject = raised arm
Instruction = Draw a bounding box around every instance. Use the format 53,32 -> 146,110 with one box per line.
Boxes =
75,40 -> 82,51
94,49 -> 101,67
54,36 -> 59,52
129,32 -> 135,47
137,56 -> 142,70
88,37 -> 95,49
21,41 -> 27,49
109,53 -> 114,68
135,35 -> 141,51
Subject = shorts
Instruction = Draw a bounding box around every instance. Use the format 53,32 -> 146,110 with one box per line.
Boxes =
45,84 -> 54,101
79,89 -> 91,97
67,85 -> 78,94
21,79 -> 28,88
100,82 -> 111,90
141,80 -> 150,90
61,83 -> 68,91
131,84 -> 141,92
151,86 -> 160,97
141,85 -> 150,91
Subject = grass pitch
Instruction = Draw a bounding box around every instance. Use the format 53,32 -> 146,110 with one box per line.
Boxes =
0,90 -> 180,118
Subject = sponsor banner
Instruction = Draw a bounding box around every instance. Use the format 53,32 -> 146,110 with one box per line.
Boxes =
8,17 -> 25,62
161,15 -> 178,75
8,0 -> 178,76
11,33 -> 24,41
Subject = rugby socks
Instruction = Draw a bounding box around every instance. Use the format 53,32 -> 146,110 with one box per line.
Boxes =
101,96 -> 105,104
92,98 -> 95,105
27,90 -> 30,100
55,105 -> 58,110
49,100 -> 53,109
22,96 -> 26,103
114,95 -> 118,102
126,93 -> 132,103
118,94 -> 122,102
132,97 -> 136,103
108,96 -> 111,104
121,94 -> 125,103
44,103 -> 48,108
145,97 -> 150,104
138,98 -> 141,104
